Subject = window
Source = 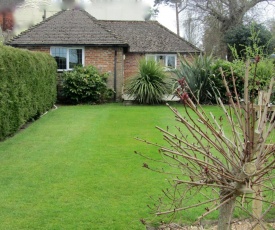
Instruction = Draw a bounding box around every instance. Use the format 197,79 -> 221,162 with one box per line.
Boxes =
50,47 -> 84,71
146,54 -> 177,69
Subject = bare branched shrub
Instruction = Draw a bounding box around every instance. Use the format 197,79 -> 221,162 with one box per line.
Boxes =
137,60 -> 275,230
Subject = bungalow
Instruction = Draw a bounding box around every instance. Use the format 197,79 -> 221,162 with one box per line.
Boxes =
7,9 -> 200,100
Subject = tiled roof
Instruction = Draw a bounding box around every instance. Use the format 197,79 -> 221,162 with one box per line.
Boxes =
8,9 -> 128,47
99,20 -> 200,53
8,9 -> 200,53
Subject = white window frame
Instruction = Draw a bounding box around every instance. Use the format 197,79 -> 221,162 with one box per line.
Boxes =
50,46 -> 85,71
146,54 -> 177,69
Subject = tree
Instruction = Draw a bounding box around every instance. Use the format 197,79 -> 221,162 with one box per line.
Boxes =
138,62 -> 275,229
224,23 -> 274,60
155,0 -> 275,57
182,11 -> 201,46
192,0 -> 275,57
262,18 -> 275,55
154,0 -> 188,35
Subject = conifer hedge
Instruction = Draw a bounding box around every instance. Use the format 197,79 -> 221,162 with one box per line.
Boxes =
0,45 -> 57,140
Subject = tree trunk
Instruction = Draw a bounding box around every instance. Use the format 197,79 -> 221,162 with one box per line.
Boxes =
175,1 -> 180,36
252,184 -> 263,230
218,191 -> 236,230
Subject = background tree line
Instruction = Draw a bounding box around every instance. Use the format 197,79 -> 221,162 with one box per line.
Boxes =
154,0 -> 275,59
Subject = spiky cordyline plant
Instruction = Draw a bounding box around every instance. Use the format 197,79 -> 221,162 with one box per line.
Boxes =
125,58 -> 170,104
136,60 -> 275,230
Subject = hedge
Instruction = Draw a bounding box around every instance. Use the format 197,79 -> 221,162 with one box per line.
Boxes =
0,45 -> 57,140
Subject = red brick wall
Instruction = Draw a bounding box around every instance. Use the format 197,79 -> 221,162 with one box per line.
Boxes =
124,53 -> 193,79
124,53 -> 144,79
85,47 -> 124,99
19,46 -> 124,100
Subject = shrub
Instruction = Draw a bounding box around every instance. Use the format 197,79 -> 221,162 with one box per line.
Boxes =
61,65 -> 113,104
0,45 -> 57,140
173,54 -> 219,104
212,26 -> 275,104
137,62 -> 275,230
210,59 -> 244,102
125,58 -> 170,104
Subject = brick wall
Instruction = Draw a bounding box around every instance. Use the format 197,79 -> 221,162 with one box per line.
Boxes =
19,46 -> 124,100
85,47 -> 124,99
124,53 -> 144,79
124,52 -> 194,79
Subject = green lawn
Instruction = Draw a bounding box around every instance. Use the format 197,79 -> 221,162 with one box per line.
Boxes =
0,103 -> 273,229
0,103 -> 192,230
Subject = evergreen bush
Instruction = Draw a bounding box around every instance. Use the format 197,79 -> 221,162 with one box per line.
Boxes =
0,45 -> 57,140
61,65 -> 113,104
173,54 -> 219,104
210,59 -> 244,103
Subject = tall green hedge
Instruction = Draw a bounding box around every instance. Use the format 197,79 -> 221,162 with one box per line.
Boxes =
0,45 -> 57,140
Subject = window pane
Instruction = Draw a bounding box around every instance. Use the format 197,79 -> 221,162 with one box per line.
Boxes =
69,49 -> 82,69
167,56 -> 176,68
146,55 -> 155,61
51,47 -> 67,69
156,55 -> 165,65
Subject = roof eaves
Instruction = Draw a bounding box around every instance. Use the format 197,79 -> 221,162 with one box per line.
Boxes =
8,43 -> 129,47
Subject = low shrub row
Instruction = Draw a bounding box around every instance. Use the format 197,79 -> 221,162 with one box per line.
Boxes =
0,45 -> 57,140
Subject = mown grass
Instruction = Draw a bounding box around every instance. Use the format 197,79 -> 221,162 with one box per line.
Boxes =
0,103 -> 273,229
0,103 -> 187,229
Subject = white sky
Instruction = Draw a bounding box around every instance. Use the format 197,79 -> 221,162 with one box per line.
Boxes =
146,0 -> 177,33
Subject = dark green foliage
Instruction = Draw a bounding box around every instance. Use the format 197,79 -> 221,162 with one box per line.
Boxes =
211,58 -> 274,103
0,44 -> 57,140
61,65 -> 113,104
210,59 -> 244,103
225,23 -> 275,60
125,58 -> 170,104
173,54 -> 219,104
212,25 -> 275,104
